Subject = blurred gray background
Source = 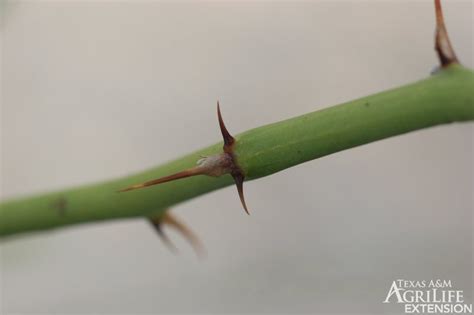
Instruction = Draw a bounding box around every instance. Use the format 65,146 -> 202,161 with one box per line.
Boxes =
0,0 -> 472,314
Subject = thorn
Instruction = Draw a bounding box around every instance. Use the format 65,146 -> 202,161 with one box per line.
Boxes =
434,0 -> 458,67
163,213 -> 206,258
118,102 -> 241,193
122,101 -> 251,216
119,168 -> 204,192
149,212 -> 206,258
232,172 -> 249,215
217,101 -> 235,149
148,218 -> 179,254
216,101 -> 250,215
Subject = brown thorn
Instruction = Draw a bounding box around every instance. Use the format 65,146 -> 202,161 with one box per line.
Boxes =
119,167 -> 204,192
232,172 -> 249,215
122,101 -> 250,216
217,101 -> 235,149
434,0 -> 458,67
149,213 -> 206,257
148,218 -> 179,254
163,212 -> 206,258
216,101 -> 250,215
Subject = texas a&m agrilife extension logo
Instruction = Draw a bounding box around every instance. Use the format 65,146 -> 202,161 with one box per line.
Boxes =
383,279 -> 472,314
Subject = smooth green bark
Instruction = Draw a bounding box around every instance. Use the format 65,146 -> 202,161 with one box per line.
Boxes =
1,65 -> 473,237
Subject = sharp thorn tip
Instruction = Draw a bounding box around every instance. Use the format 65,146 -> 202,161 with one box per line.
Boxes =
232,173 -> 250,215
216,101 -> 235,147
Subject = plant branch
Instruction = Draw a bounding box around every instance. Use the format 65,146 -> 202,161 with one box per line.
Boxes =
1,0 -> 473,239
1,65 -> 473,238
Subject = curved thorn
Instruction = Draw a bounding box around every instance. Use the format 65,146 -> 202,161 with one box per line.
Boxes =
217,101 -> 235,148
148,218 -> 178,254
162,213 -> 206,258
232,173 -> 249,215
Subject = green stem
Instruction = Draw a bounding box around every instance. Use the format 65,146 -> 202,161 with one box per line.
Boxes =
1,65 -> 473,237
